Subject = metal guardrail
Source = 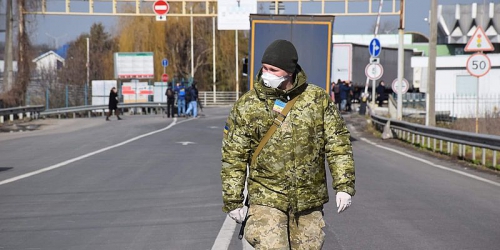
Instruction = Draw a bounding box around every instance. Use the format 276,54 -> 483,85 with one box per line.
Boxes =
40,103 -> 168,117
370,113 -> 500,167
0,105 -> 45,123
0,105 -> 45,116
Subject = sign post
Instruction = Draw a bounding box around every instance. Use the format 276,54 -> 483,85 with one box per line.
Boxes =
365,63 -> 384,81
391,78 -> 409,95
162,73 -> 169,83
162,58 -> 169,68
368,38 -> 382,107
464,26 -> 493,133
466,53 -> 491,78
369,38 -> 382,57
153,0 -> 170,21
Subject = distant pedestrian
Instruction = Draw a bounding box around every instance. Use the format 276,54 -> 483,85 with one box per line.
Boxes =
339,80 -> 351,112
175,82 -> 186,117
165,85 -> 175,118
185,83 -> 199,118
334,79 -> 341,109
376,80 -> 387,107
106,87 -> 122,121
345,81 -> 353,112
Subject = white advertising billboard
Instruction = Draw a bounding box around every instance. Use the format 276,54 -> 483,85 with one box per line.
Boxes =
122,81 -> 152,103
153,82 -> 171,103
114,52 -> 154,79
217,0 -> 257,30
91,80 -> 117,106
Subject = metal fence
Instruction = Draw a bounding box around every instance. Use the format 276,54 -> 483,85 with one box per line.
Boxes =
435,94 -> 500,118
26,84 -> 90,109
393,93 -> 500,119
199,91 -> 240,106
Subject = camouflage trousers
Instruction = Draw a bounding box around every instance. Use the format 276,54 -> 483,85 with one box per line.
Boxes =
244,204 -> 325,250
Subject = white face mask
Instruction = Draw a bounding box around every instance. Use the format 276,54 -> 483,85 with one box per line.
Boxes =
261,72 -> 287,89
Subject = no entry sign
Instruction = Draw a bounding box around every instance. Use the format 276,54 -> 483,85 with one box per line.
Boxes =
162,73 -> 169,82
153,1 -> 170,16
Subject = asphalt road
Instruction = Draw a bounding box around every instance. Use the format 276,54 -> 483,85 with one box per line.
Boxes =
0,107 -> 499,250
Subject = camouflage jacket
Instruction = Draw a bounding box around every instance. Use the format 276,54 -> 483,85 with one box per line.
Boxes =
221,67 -> 355,214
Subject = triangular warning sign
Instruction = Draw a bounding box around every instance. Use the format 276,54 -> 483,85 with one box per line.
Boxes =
464,26 -> 494,52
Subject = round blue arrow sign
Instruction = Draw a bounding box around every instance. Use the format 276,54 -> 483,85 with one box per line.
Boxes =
369,38 -> 382,57
162,58 -> 169,67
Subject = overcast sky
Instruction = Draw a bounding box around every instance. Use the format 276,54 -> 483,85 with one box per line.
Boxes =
0,0 -> 491,47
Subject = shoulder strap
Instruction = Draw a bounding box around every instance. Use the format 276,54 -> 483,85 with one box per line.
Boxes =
251,96 -> 299,165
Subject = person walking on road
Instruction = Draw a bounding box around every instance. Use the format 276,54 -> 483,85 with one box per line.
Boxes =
221,39 -> 356,249
106,87 -> 122,121
185,83 -> 199,118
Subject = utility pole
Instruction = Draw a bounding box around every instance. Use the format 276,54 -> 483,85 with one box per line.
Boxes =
426,0 -> 437,126
3,0 -> 14,92
86,37 -> 90,88
190,6 -> 194,79
212,7 -> 217,103
235,30 -> 239,100
396,0 -> 405,120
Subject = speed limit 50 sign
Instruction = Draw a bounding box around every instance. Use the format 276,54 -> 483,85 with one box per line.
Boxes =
466,53 -> 491,77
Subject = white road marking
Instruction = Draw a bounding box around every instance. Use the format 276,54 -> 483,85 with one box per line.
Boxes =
211,215 -> 238,250
0,119 -> 179,186
360,137 -> 500,187
176,141 -> 196,146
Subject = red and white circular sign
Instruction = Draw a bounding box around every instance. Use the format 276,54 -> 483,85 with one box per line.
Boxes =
391,78 -> 409,94
162,73 -> 169,82
153,1 -> 170,15
365,63 -> 384,80
466,53 -> 491,77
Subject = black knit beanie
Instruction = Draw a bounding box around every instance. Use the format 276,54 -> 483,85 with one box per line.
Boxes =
261,39 -> 298,73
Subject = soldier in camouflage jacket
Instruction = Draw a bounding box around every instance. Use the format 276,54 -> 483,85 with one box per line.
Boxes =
221,39 -> 356,249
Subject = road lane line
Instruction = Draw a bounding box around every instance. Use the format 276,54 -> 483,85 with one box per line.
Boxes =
0,119 -> 178,186
211,215 -> 238,250
360,137 -> 500,187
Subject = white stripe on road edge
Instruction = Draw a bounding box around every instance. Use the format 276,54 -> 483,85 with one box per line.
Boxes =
0,118 -> 179,186
212,215 -> 238,250
360,137 -> 500,188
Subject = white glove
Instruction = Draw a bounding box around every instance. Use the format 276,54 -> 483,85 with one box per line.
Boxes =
228,206 -> 248,224
336,192 -> 352,213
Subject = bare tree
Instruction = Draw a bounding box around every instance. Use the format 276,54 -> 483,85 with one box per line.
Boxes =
1,0 -> 40,107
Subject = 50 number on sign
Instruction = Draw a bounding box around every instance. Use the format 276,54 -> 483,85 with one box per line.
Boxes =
466,53 -> 491,77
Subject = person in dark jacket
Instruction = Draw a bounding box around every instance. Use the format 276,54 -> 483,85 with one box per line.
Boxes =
185,83 -> 199,117
333,79 -> 342,109
106,87 -> 122,121
376,80 -> 387,107
165,85 -> 175,118
339,80 -> 352,111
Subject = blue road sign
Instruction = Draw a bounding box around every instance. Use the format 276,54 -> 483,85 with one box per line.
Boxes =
162,58 -> 169,67
369,38 -> 381,57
